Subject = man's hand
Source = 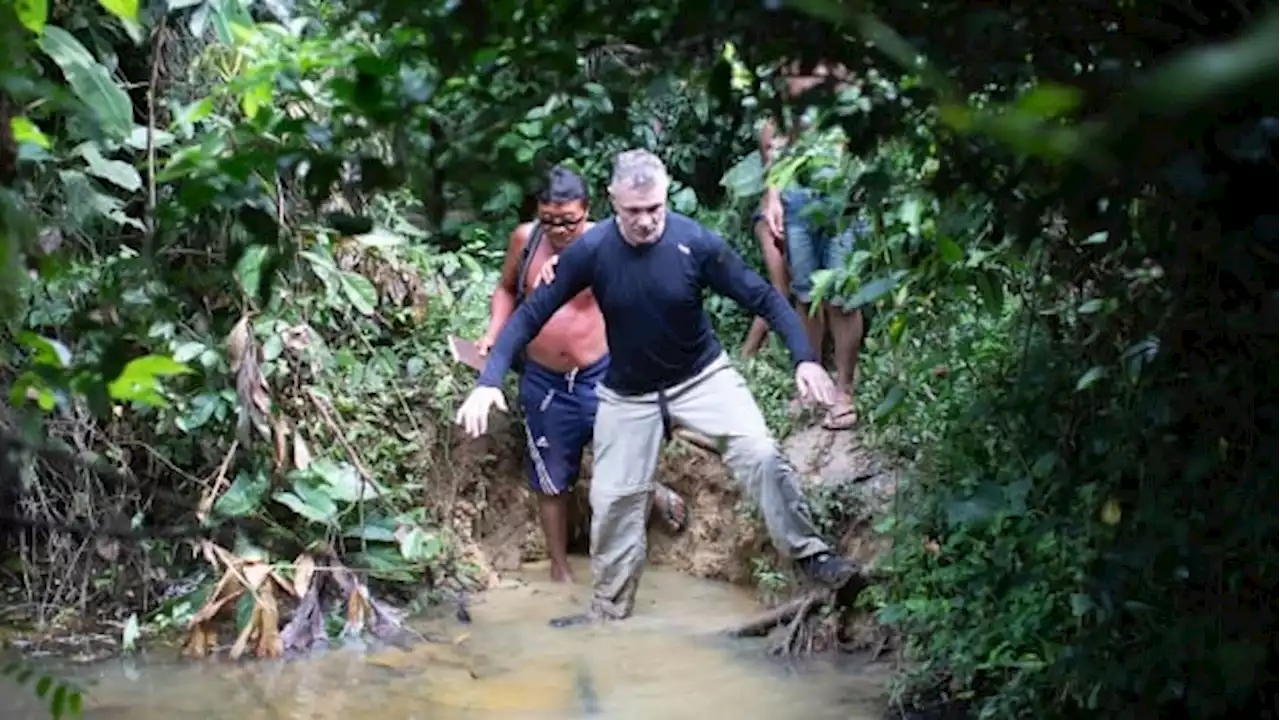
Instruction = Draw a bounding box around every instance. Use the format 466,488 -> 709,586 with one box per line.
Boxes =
534,255 -> 559,287
476,333 -> 496,357
760,188 -> 785,243
794,361 -> 837,407
455,386 -> 508,438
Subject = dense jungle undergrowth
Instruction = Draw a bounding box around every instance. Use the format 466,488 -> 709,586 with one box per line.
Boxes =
0,0 -> 1276,718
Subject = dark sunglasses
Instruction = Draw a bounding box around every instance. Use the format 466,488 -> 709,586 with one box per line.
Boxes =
539,215 -> 584,229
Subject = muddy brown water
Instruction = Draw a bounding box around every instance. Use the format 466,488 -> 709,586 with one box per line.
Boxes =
2,557 -> 889,719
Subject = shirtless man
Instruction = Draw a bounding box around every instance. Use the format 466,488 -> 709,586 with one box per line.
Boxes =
478,166 -> 687,583
741,59 -> 867,431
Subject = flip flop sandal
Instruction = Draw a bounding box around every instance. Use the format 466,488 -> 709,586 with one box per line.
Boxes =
654,485 -> 689,535
822,407 -> 858,431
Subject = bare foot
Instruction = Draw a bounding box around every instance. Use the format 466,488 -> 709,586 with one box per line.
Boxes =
550,563 -> 576,583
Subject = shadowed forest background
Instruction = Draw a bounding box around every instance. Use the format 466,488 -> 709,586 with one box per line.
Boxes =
0,0 -> 1276,718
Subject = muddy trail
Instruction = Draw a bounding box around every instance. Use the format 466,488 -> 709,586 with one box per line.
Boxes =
3,557 -> 891,719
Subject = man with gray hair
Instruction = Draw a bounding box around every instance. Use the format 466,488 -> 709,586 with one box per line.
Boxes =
456,149 -> 858,625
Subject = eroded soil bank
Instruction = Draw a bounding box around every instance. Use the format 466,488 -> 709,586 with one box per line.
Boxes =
448,409 -> 896,613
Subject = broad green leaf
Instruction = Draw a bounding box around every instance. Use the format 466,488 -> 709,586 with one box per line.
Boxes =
397,526 -> 443,562
839,271 -> 905,310
1014,83 -> 1083,119
213,471 -> 268,517
172,341 -> 206,363
10,117 -> 50,149
671,186 -> 698,214
943,483 -> 1005,526
78,143 -> 143,192
124,126 -> 176,150
16,0 -> 48,34
210,0 -> 254,44
1077,298 -> 1105,314
339,271 -> 378,315
37,26 -> 134,140
344,522 -> 397,542
19,332 -> 72,367
873,384 -> 907,421
719,151 -> 765,198
177,392 -> 222,432
1075,366 -> 1107,391
311,459 -> 382,502
235,244 -> 271,299
50,685 -> 66,720
107,354 -> 193,406
99,0 -> 140,23
274,488 -> 338,525
240,81 -> 272,120
936,236 -> 963,264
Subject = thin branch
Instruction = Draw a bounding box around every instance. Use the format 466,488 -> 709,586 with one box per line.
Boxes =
145,12 -> 170,242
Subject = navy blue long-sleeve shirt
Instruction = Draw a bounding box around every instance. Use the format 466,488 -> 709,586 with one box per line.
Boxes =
477,213 -> 817,396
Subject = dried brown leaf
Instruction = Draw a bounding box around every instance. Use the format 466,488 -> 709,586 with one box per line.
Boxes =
292,554 -> 316,598
292,432 -> 312,470
242,561 -> 271,591
255,582 -> 284,659
273,415 -> 289,473
182,624 -> 217,659
190,570 -> 243,626
227,315 -> 252,373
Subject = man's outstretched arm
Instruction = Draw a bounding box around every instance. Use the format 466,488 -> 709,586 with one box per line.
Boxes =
477,238 -> 595,386
697,229 -> 817,368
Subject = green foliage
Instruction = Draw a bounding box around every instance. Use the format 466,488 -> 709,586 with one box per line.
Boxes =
0,0 -> 1275,719
2,659 -> 83,719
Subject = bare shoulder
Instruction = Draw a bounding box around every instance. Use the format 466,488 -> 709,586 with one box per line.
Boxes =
510,221 -> 534,249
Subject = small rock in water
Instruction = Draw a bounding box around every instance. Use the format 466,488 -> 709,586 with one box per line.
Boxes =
455,592 -> 471,624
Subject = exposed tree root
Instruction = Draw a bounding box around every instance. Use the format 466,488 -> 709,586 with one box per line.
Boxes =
724,569 -> 882,656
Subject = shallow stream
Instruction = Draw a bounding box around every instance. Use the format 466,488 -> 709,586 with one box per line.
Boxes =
3,557 -> 889,719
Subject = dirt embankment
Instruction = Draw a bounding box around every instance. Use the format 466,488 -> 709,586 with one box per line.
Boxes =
444,410 -> 896,595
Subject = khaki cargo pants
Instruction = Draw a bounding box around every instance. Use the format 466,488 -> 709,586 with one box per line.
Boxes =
588,353 -> 831,620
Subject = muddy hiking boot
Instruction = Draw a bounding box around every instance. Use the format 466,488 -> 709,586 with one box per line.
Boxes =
799,552 -> 858,589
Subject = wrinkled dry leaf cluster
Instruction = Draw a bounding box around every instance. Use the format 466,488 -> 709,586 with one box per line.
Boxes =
335,239 -> 429,321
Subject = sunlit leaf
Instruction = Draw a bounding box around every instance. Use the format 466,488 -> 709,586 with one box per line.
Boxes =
78,142 -> 143,192
16,0 -> 48,33
1015,83 -> 1083,119
98,0 -> 140,23
19,332 -> 72,367
719,151 -> 765,198
10,117 -> 50,149
107,354 -> 193,406
235,244 -> 271,299
1077,298 -> 1105,314
37,26 -> 134,140
121,612 -> 140,652
1075,366 -> 1107,392
340,271 -> 378,315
